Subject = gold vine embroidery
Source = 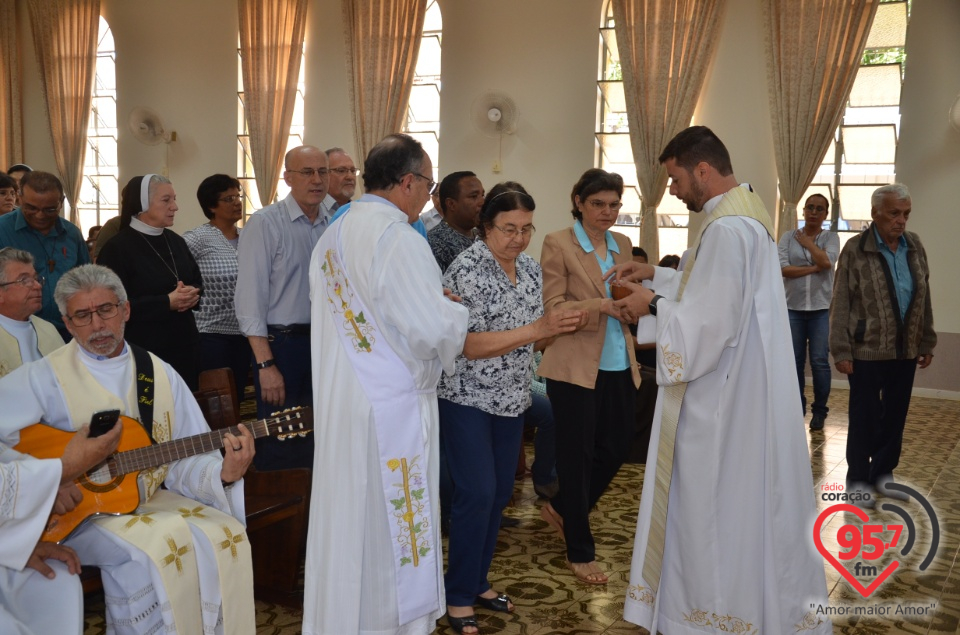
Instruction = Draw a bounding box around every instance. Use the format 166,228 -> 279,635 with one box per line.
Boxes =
387,456 -> 430,567
322,249 -> 374,353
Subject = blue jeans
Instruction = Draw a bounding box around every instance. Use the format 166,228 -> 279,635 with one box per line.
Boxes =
524,393 -> 557,486
788,309 -> 831,418
439,399 -> 524,606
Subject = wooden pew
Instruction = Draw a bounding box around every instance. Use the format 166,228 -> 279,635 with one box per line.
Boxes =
82,368 -> 311,608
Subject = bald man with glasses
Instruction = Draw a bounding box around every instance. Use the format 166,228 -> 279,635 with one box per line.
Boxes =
235,145 -> 335,470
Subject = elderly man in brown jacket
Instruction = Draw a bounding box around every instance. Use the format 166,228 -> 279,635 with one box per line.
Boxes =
830,183 -> 936,507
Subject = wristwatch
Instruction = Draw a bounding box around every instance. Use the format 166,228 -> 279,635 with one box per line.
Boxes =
255,359 -> 276,370
649,294 -> 664,317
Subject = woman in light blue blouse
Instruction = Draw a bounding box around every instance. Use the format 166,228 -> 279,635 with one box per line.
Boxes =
438,182 -> 584,635
183,174 -> 250,399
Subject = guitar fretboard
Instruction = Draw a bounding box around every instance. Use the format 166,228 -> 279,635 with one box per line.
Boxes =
110,412 -> 308,476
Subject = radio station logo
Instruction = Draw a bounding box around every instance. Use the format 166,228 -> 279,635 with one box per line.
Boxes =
813,481 -> 939,599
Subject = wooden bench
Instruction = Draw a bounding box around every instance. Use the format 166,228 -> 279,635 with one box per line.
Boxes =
82,368 -> 311,608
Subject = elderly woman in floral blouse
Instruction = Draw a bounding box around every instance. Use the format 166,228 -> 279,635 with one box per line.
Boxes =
437,182 -> 585,634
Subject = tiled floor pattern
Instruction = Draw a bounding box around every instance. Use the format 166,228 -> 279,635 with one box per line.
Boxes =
83,387 -> 960,634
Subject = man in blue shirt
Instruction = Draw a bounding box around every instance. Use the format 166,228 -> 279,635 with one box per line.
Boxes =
830,183 -> 937,507
0,171 -> 90,339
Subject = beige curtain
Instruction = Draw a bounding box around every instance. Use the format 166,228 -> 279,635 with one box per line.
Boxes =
27,0 -> 100,222
612,0 -> 727,263
238,0 -> 308,208
763,0 -> 879,236
0,0 -> 23,169
342,0 -> 426,163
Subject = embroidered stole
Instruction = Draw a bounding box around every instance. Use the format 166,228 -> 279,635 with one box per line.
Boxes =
642,187 -> 774,590
318,220 -> 440,625
46,342 -> 254,634
0,316 -> 64,377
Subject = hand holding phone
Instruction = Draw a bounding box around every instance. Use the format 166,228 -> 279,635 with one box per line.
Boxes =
89,409 -> 121,438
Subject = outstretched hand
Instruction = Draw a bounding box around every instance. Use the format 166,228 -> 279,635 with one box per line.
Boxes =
603,261 -> 655,284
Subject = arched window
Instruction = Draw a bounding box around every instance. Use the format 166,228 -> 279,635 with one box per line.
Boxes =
798,0 -> 907,251
595,0 -> 689,258
77,15 -> 118,236
403,0 -> 441,188
236,43 -> 306,222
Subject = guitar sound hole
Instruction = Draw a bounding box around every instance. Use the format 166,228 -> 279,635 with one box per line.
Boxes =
79,463 -> 123,493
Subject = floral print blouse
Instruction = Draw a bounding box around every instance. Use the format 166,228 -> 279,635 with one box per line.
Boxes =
438,240 -> 543,417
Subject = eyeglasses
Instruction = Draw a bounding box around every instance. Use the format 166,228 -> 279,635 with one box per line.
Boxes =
410,173 -> 438,195
492,224 -> 536,238
585,198 -> 623,212
0,274 -> 44,288
218,193 -> 244,204
330,167 -> 360,176
287,168 -> 329,179
66,302 -> 124,326
21,202 -> 62,215
804,204 -> 827,213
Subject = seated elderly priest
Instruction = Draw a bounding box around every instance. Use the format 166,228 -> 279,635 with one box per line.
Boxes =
0,264 -> 256,635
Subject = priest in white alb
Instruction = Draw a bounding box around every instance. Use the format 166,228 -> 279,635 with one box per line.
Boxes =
610,127 -> 831,635
304,133 -> 469,635
0,265 -> 257,635
0,412 -> 121,634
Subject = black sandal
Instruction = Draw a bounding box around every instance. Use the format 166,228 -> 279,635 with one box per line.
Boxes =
475,592 -> 513,613
447,613 -> 480,634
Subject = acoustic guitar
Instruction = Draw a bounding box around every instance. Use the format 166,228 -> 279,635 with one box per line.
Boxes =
14,407 -> 313,543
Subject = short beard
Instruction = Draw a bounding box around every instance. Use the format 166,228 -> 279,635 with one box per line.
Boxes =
685,179 -> 705,213
82,328 -> 122,357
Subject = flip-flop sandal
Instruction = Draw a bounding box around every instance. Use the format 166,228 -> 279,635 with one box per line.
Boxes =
566,560 -> 608,585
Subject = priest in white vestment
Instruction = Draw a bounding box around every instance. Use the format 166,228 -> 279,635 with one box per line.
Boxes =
0,247 -> 64,377
304,134 -> 469,635
0,264 -> 257,635
611,127 -> 830,634
0,400 -> 121,634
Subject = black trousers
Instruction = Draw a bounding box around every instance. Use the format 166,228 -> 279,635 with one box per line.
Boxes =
845,358 -> 917,486
547,370 -> 635,563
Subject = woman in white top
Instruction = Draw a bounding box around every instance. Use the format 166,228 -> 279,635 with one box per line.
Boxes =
777,193 -> 840,430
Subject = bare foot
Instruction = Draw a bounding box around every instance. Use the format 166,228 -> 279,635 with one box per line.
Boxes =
540,501 -> 564,539
566,560 -> 608,585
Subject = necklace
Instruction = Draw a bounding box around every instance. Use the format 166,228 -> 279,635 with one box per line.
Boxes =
30,231 -> 61,273
137,230 -> 180,282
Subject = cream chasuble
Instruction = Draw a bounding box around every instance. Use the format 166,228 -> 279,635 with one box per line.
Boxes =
41,342 -> 254,635
0,315 -> 64,377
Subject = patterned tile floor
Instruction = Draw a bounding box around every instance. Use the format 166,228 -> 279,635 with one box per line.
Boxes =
83,387 -> 960,634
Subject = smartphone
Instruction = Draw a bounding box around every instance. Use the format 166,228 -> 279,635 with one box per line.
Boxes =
89,409 -> 121,438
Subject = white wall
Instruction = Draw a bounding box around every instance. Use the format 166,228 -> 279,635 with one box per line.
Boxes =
437,0 -> 602,257
13,0 -> 958,391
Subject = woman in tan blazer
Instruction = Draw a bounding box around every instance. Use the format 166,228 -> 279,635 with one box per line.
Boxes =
537,168 -> 641,585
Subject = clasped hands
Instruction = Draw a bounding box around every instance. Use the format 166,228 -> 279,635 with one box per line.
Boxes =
602,261 -> 657,323
169,281 -> 201,312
